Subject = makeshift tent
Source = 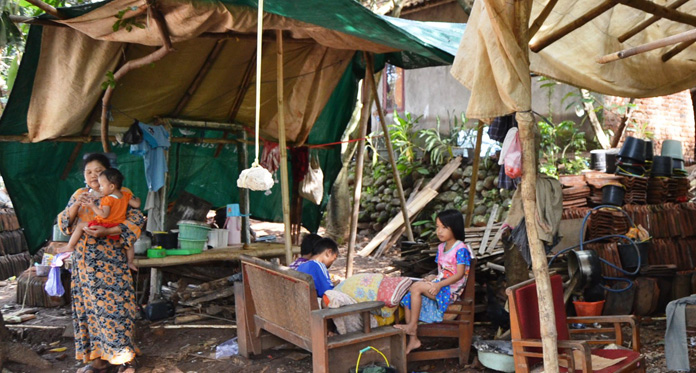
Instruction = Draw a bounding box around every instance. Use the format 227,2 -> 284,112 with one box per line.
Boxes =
451,0 -> 696,369
0,0 -> 465,252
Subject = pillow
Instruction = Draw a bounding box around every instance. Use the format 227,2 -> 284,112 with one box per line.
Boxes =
334,273 -> 383,303
377,276 -> 413,308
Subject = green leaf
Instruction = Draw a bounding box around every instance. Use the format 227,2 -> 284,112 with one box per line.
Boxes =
112,20 -> 121,32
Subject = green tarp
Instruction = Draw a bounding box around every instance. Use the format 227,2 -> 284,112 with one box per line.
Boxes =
0,0 -> 465,253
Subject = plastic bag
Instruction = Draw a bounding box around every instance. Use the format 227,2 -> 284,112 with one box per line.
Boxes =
504,130 -> 522,178
44,267 -> 64,297
299,154 -> 324,205
499,127 -> 518,165
122,121 -> 143,144
215,337 -> 239,359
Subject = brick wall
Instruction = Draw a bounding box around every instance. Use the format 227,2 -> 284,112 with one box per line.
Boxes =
603,90 -> 695,163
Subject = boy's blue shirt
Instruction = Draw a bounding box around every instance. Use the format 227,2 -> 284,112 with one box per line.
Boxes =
297,260 -> 333,297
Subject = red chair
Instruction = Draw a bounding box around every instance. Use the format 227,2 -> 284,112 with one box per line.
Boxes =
506,274 -> 645,372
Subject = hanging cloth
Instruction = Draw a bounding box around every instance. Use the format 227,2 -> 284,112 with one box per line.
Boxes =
260,140 -> 280,174
290,146 -> 309,183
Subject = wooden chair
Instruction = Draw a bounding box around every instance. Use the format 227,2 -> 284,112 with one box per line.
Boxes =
235,255 -> 406,373
506,274 -> 645,373
408,259 -> 476,365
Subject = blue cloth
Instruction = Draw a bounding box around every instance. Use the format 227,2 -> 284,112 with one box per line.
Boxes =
401,245 -> 470,323
297,260 -> 333,297
130,123 -> 170,192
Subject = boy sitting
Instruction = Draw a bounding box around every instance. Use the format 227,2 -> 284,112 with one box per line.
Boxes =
289,233 -> 322,270
65,168 -> 141,270
297,237 -> 338,297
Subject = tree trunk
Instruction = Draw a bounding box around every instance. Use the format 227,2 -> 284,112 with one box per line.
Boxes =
0,310 -> 52,370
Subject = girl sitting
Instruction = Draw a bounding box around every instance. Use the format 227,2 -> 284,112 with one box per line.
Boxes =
395,209 -> 472,353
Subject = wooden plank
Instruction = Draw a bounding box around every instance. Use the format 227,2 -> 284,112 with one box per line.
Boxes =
134,246 -> 300,268
358,156 -> 462,257
486,226 -> 506,254
479,204 -> 499,255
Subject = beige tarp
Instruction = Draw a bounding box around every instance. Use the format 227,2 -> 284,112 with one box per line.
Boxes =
452,0 -> 696,119
27,0 -> 401,143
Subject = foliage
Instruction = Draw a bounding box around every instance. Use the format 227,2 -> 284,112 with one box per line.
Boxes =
112,6 -> 145,32
418,111 -> 468,165
100,70 -> 116,90
387,111 -> 429,176
538,120 -> 588,177
412,211 -> 437,240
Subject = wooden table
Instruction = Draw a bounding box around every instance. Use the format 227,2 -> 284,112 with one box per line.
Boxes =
134,243 -> 300,302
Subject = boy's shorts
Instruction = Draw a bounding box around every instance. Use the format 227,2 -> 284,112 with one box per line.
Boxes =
87,221 -> 121,240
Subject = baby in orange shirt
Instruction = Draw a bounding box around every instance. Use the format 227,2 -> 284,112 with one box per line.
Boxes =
65,168 -> 141,271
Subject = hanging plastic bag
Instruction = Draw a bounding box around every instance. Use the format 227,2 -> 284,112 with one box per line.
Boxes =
45,267 -> 64,297
299,154 -> 324,205
499,127 -> 518,165
504,130 -> 522,178
122,120 -> 143,144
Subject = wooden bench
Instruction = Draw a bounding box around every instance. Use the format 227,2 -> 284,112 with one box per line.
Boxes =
408,259 -> 476,364
235,255 -> 406,373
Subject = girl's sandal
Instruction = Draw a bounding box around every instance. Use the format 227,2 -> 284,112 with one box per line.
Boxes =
76,365 -> 109,373
117,361 -> 137,373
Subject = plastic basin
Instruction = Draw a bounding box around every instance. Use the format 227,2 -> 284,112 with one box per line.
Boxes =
178,220 -> 211,240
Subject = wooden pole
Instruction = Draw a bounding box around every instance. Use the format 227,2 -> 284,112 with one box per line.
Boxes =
617,0 -> 696,27
517,0 -> 559,368
465,121 -> 484,227
346,54 -> 373,277
276,30 -> 292,266
528,0 -> 559,38
662,39 -> 696,61
24,0 -> 64,19
100,2 -> 173,152
529,0 -> 617,53
365,54 -> 414,242
0,134 -> 241,144
597,27 -> 696,63
238,130 -> 251,244
617,0 -> 690,43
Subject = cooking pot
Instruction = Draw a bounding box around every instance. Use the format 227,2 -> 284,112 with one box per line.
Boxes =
567,249 -> 602,289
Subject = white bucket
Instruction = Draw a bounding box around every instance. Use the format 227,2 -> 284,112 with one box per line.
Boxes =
224,217 -> 241,245
134,236 -> 151,255
208,229 -> 229,249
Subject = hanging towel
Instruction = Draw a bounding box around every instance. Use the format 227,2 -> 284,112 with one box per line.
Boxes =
144,190 -> 164,233
665,295 -> 696,372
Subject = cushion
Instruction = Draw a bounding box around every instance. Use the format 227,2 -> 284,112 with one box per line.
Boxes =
377,276 -> 413,308
513,274 -> 570,341
335,273 -> 383,302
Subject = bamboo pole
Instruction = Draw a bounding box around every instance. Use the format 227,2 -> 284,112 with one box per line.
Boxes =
529,0 -> 617,53
365,54 -> 414,242
528,0 -> 559,38
276,30 -> 293,266
238,130 -> 251,244
597,27 -> 696,63
617,0 -> 690,43
662,39 -> 696,61
517,0 -> 559,368
617,0 -> 696,27
346,54 -> 373,278
465,121 -> 484,227
0,134 -> 241,144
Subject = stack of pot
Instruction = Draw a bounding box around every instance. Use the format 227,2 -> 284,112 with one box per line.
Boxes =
616,136 -> 647,177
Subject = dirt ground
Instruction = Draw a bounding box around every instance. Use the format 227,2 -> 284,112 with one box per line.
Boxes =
1,222 -> 695,373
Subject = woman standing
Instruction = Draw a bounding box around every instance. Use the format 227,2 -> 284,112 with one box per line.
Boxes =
58,153 -> 144,373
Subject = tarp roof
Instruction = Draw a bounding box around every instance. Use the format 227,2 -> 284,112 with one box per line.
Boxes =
452,0 -> 696,119
0,0 -> 465,252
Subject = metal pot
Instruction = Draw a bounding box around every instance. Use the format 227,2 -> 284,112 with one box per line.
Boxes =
567,249 -> 602,289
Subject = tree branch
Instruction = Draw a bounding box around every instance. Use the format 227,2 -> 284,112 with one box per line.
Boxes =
24,0 -> 65,19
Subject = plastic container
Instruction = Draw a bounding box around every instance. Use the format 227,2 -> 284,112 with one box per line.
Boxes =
177,220 -> 211,240
152,231 -> 178,249
645,140 -> 654,161
224,217 -> 242,245
147,248 -> 167,258
573,300 -> 605,316
661,139 -> 684,161
673,158 -> 685,171
208,228 -> 228,249
618,240 -> 650,270
134,236 -> 151,255
602,184 -> 625,206
651,156 -> 673,177
35,264 -> 50,277
618,136 -> 646,163
52,224 -> 70,242
178,238 -> 207,251
226,204 -> 242,217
